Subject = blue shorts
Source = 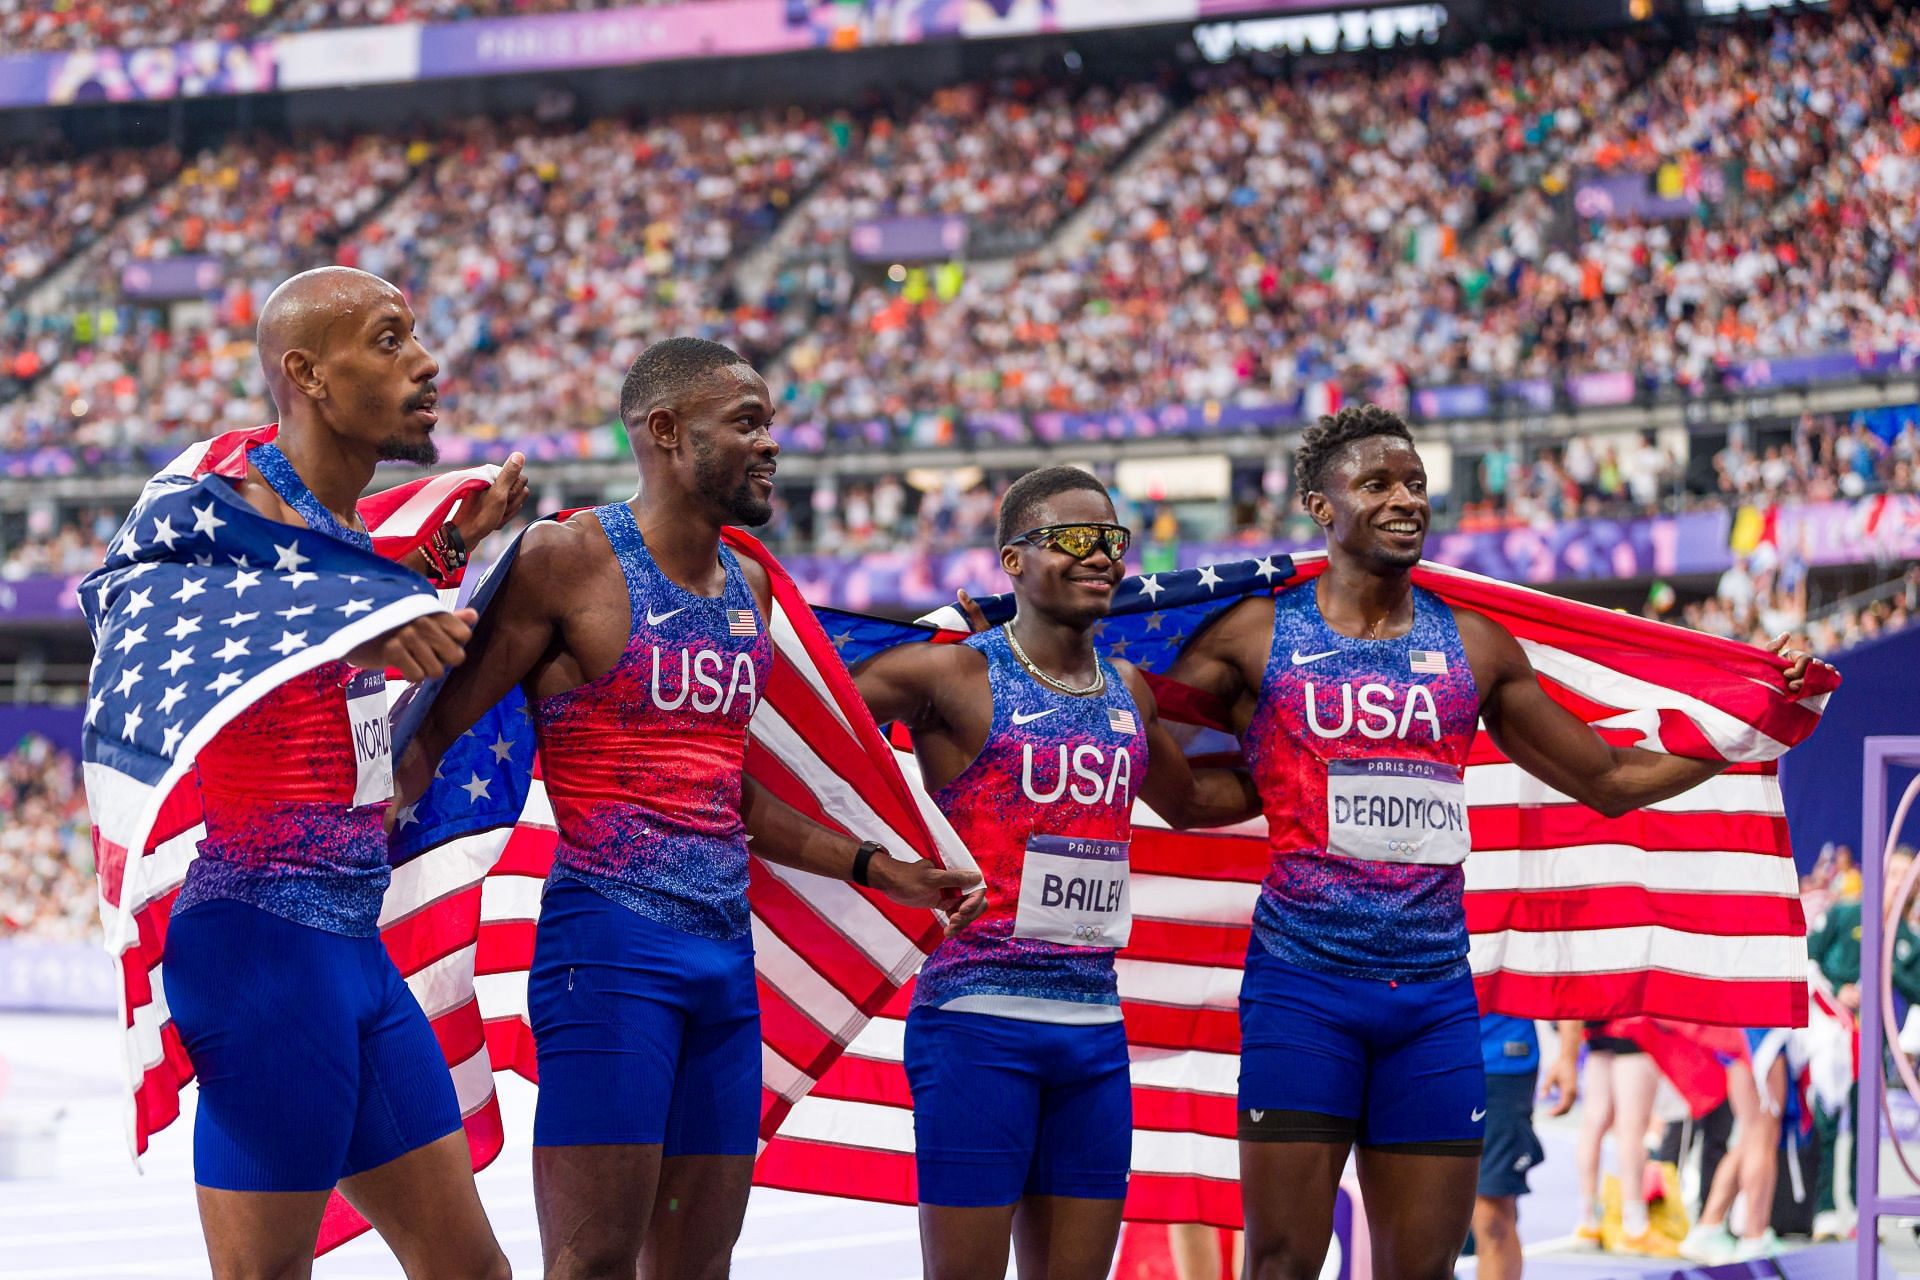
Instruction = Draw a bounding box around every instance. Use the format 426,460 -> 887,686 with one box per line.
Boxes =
528,878 -> 759,1154
1237,942 -> 1485,1152
903,1005 -> 1132,1206
163,899 -> 461,1192
1477,1070 -> 1545,1198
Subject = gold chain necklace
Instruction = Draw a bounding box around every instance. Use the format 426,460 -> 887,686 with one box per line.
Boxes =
1004,624 -> 1105,697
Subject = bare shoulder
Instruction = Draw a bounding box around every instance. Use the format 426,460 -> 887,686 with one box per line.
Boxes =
1448,604 -> 1523,664
508,512 -> 612,595
1110,656 -> 1154,706
1190,592 -> 1275,654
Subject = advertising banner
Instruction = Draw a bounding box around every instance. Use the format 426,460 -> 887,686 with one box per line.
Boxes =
417,0 -> 813,77
848,216 -> 970,263
119,255 -> 224,302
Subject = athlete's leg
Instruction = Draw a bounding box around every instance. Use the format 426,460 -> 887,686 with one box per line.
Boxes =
1736,1057 -> 1787,1242
1574,1049 -> 1616,1232
1011,1196 -> 1127,1280
534,1144 -> 664,1280
1236,948 -> 1368,1280
906,1007 -> 1047,1280
640,1154 -> 755,1280
194,1190 -> 332,1280
1608,1052 -> 1660,1237
1471,1195 -> 1521,1280
526,885 -> 691,1278
165,902 -> 367,1277
1010,1017 -> 1132,1280
920,1204 -> 1018,1280
1699,1063 -> 1761,1228
1240,1141 -> 1347,1280
1351,1149 -> 1479,1278
1168,1223 -> 1226,1280
335,938 -> 504,1279
339,1132 -> 510,1280
640,925 -> 762,1278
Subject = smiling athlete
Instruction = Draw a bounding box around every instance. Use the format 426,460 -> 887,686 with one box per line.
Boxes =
394,337 -> 981,1280
853,466 -> 1259,1280
1165,405 -> 1828,1280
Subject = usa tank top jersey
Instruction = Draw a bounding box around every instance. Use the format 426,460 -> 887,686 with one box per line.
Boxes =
177,443 -> 395,936
1241,582 -> 1479,982
530,503 -> 773,941
913,627 -> 1148,1022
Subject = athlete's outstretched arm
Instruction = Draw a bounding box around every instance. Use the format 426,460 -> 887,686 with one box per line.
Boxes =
1461,610 -> 1825,819
1158,595 -> 1271,716
740,777 -> 986,930
849,638 -> 949,731
1122,665 -> 1261,830
392,522 -> 569,807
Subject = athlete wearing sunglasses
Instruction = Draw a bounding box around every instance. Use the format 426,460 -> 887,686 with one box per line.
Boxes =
850,466 -> 1259,1280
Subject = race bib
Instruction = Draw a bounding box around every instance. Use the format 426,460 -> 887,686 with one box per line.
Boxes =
1326,758 -> 1469,865
1012,834 -> 1131,949
344,669 -> 393,807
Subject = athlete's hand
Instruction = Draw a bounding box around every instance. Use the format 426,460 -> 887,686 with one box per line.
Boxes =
1540,1051 -> 1580,1117
955,589 -> 991,634
348,608 -> 477,682
455,452 -> 529,545
867,853 -> 986,926
1765,632 -> 1834,695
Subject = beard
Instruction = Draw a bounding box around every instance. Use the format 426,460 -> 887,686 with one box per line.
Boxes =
377,433 -> 439,465
692,435 -> 772,526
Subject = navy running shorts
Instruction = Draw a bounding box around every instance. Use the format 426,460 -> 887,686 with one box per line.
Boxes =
163,898 -> 462,1192
1476,1070 -> 1545,1198
1236,941 -> 1485,1153
528,877 -> 759,1154
904,1004 -> 1132,1206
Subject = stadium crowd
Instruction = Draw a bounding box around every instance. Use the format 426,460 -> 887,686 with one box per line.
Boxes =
0,732 -> 95,941
0,9 -> 1913,463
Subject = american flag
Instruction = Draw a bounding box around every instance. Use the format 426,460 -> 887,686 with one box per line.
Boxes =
1108,706 -> 1140,735
1409,648 -> 1449,675
77,426 -> 496,1168
751,552 -> 1836,1227
727,607 -> 760,637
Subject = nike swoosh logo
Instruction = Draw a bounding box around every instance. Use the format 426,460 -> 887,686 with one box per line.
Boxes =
1011,709 -> 1058,726
645,606 -> 686,626
1471,1108 -> 1487,1122
1291,648 -> 1339,665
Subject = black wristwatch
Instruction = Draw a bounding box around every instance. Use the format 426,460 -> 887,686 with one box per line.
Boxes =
850,840 -> 886,887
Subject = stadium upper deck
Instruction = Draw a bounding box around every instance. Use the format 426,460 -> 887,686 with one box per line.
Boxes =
0,5 -> 1914,473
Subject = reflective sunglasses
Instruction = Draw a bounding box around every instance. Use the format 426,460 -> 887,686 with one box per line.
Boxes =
1010,522 -> 1132,561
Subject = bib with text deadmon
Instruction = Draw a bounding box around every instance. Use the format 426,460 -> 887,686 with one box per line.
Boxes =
1325,757 -> 1469,865
1013,833 -> 1131,948
345,669 -> 393,807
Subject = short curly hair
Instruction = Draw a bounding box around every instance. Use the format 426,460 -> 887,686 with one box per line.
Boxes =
1293,404 -> 1416,508
997,465 -> 1111,548
620,336 -> 747,429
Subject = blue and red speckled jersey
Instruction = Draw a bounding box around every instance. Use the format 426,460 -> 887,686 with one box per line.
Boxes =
1241,582 -> 1480,982
180,662 -> 394,936
913,626 -> 1149,1024
530,503 -> 773,941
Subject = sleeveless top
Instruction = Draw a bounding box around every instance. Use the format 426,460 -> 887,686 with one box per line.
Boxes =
530,503 -> 773,940
1241,581 -> 1480,982
177,442 -> 393,935
913,626 -> 1148,1023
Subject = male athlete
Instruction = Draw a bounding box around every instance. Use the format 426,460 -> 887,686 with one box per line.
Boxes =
1164,405 -> 1828,1279
158,267 -> 526,1279
853,466 -> 1260,1280
393,337 -> 983,1280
